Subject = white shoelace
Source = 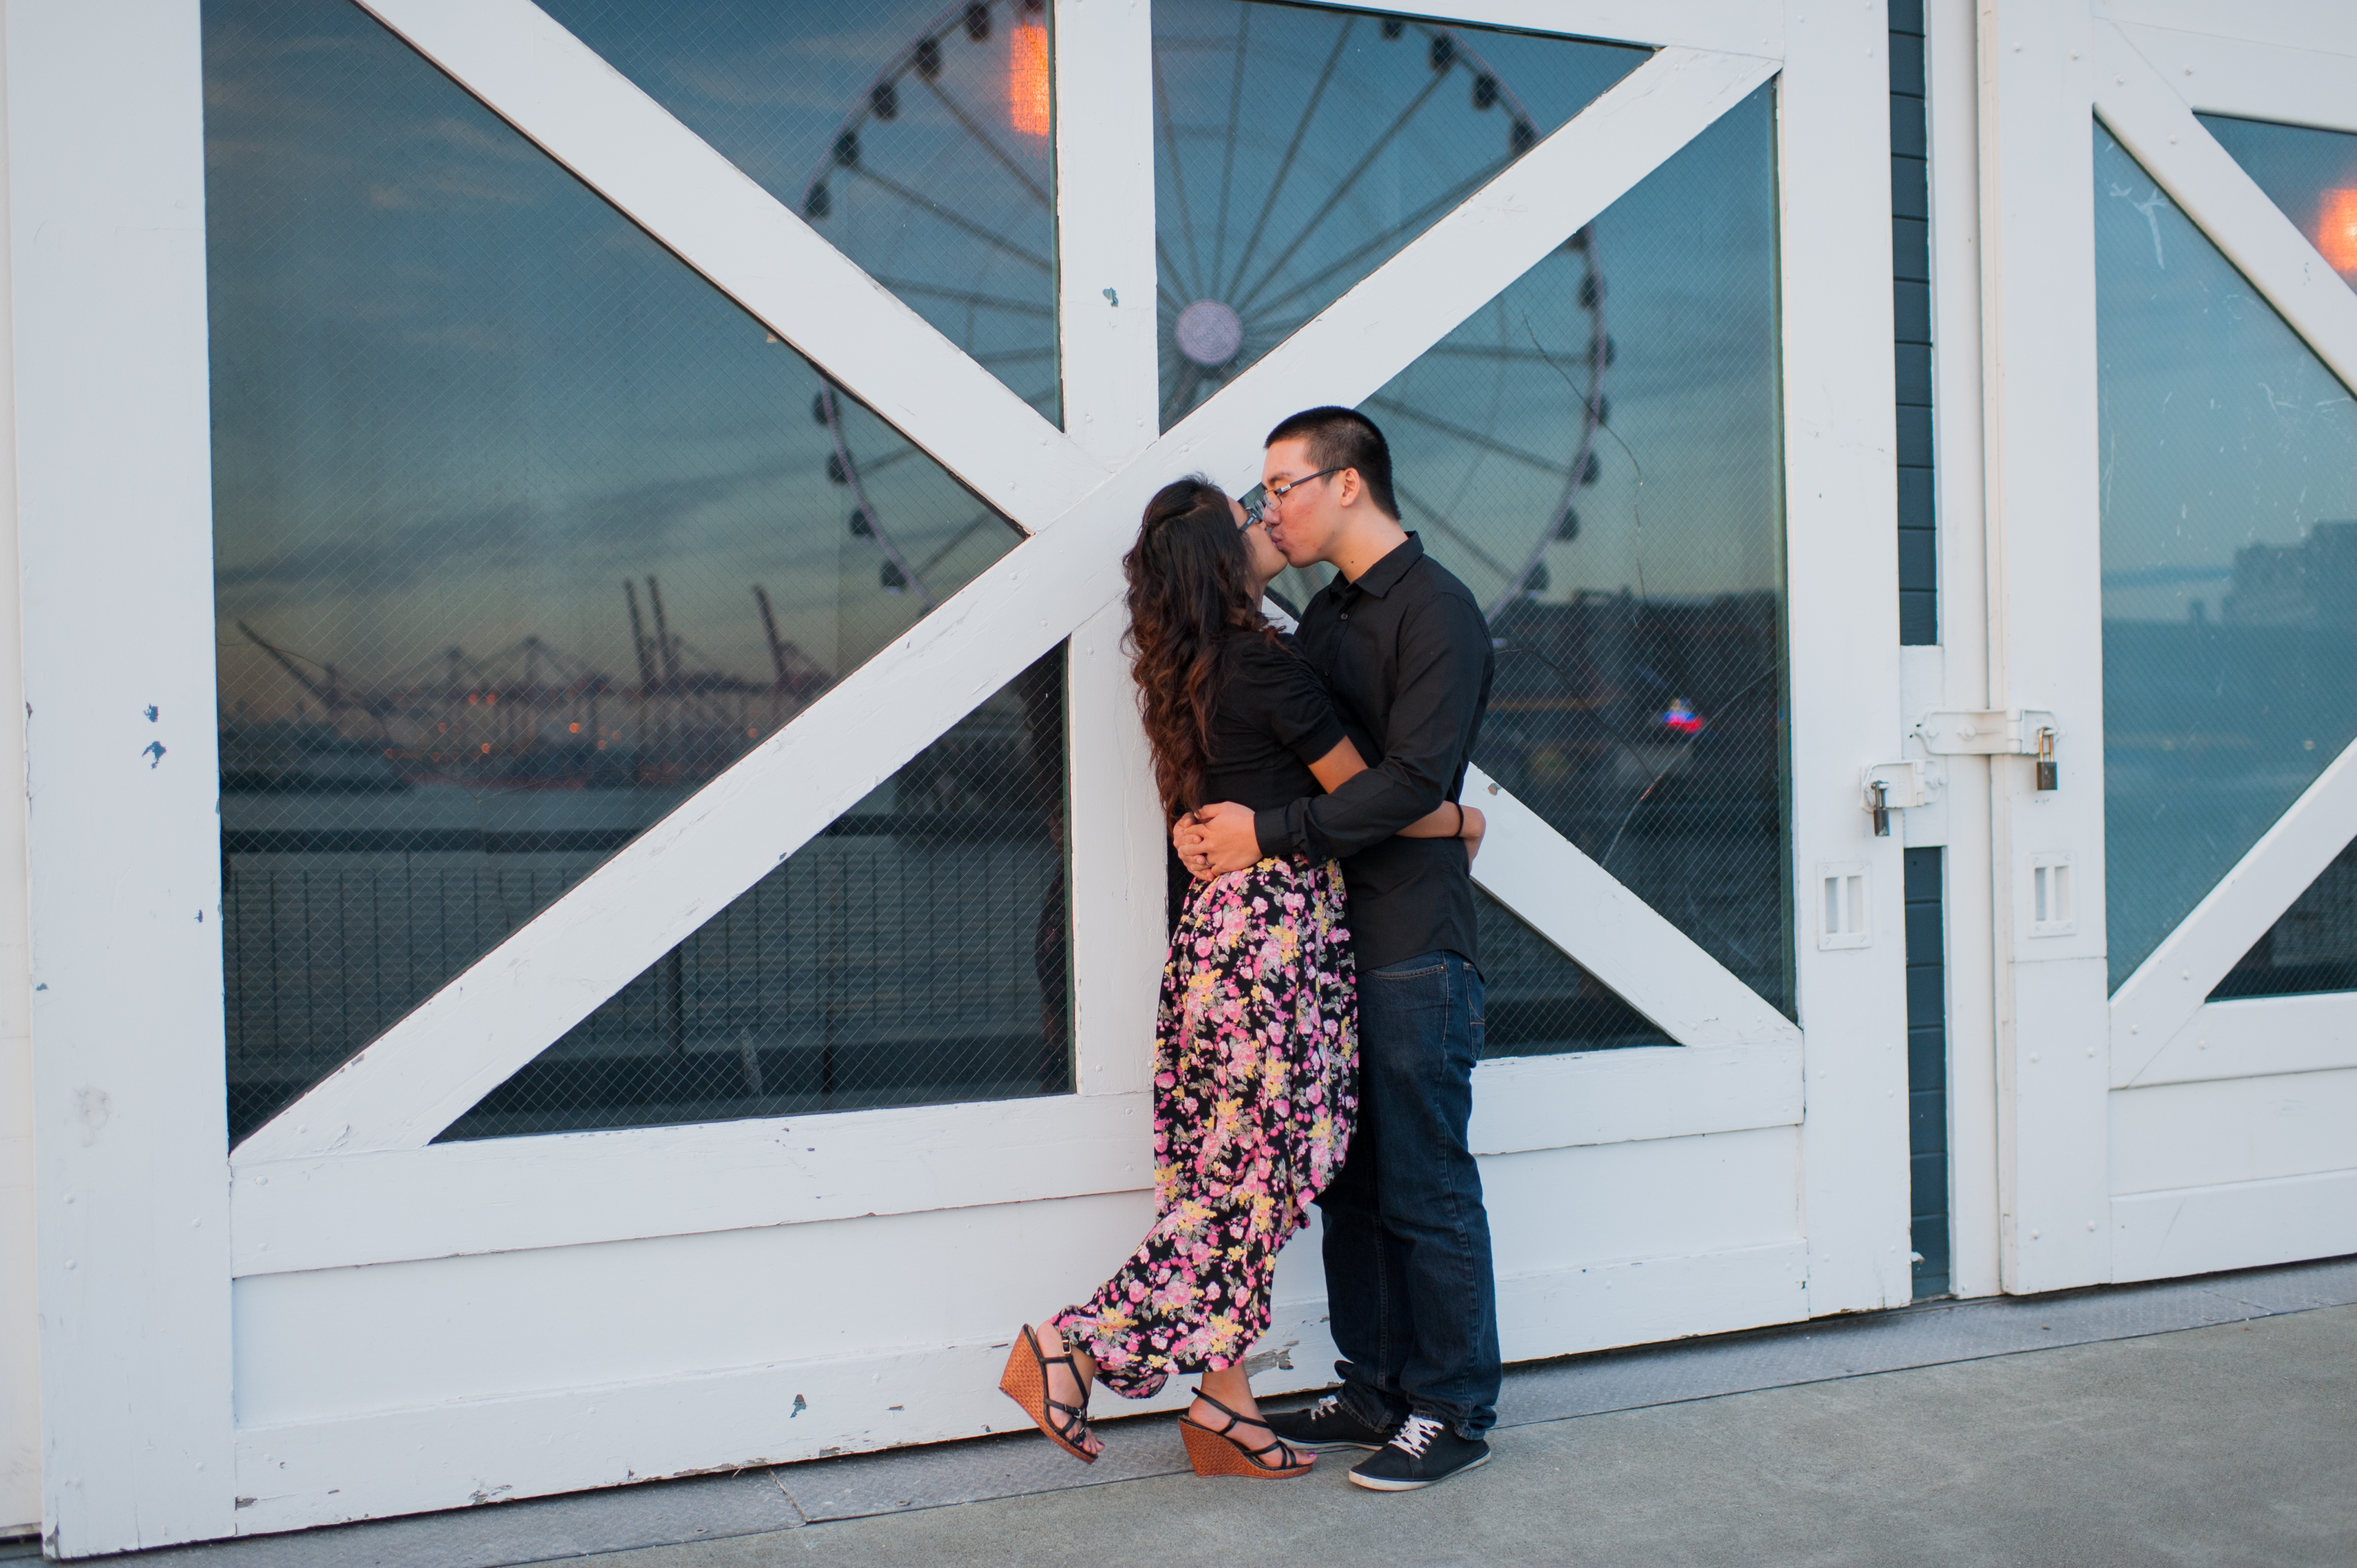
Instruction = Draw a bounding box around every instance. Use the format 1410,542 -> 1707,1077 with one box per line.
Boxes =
1388,1414 -> 1445,1456
1306,1394 -> 1344,1420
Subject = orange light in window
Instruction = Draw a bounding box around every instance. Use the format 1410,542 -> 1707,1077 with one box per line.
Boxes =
1010,21 -> 1049,137
2319,187 -> 2357,276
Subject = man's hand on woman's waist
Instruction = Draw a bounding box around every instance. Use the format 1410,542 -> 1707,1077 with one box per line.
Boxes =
1174,802 -> 1260,879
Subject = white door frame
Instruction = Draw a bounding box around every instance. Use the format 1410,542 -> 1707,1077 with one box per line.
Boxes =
20,0 -> 1913,1551
1983,1 -> 2357,1295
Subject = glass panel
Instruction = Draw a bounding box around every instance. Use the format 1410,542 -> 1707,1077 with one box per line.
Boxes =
2196,114 -> 2357,292
1151,1 -> 1646,429
1475,889 -> 1670,1058
440,647 -> 1069,1140
1327,86 -> 1790,1017
2210,837 -> 2357,1001
207,0 -> 1026,1143
534,0 -> 1060,419
2094,125 -> 2357,991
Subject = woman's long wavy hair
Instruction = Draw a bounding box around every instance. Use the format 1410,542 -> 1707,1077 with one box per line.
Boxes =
1124,477 -> 1276,823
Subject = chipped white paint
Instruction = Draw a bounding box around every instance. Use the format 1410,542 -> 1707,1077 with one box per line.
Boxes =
227,1143 -> 1807,1533
13,0 -> 235,1552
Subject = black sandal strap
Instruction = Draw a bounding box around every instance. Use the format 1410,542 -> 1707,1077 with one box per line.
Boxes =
1025,1327 -> 1095,1447
1189,1389 -> 1303,1470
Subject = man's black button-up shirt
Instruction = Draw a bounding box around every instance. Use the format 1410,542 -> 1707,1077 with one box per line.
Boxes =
1253,534 -> 1495,971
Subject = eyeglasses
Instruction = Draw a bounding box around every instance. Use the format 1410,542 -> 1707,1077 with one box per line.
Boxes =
1242,467 -> 1344,527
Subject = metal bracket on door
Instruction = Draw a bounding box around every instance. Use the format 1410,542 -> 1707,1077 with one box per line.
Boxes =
1915,709 -> 2062,792
1861,760 -> 1932,837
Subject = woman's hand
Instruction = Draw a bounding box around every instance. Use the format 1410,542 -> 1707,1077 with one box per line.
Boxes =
1458,803 -> 1485,865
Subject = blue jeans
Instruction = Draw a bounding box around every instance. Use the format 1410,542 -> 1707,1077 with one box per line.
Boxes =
1317,949 -> 1500,1438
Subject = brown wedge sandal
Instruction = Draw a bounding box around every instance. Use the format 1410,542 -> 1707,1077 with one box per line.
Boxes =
998,1325 -> 1098,1463
1179,1390 -> 1315,1479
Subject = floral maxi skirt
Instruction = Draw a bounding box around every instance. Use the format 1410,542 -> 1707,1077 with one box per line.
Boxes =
1052,854 -> 1357,1399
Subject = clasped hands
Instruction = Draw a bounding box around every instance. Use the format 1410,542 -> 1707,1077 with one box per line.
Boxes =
1173,801 -> 1260,880
1172,800 -> 1490,879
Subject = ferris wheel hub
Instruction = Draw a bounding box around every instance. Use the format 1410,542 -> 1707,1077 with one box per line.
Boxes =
1174,299 -> 1244,368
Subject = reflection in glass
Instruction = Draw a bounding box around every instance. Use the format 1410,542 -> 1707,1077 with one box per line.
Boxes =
205,0 -> 1028,1142
1475,889 -> 1670,1056
1362,87 -> 1789,1030
536,0 -> 1059,418
2095,125 -> 2357,989
2211,836 -> 2357,1002
1151,1 -> 1646,429
2197,114 -> 2357,291
442,647 -> 1071,1141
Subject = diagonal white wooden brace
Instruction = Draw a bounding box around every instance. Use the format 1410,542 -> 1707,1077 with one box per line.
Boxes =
354,0 -> 1113,525
233,41 -> 1781,1164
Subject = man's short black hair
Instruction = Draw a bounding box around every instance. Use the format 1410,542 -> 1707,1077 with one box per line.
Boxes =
1264,406 -> 1398,520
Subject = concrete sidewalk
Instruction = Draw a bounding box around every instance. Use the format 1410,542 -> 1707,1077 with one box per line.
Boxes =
80,1260 -> 2357,1567
619,1303 -> 2357,1567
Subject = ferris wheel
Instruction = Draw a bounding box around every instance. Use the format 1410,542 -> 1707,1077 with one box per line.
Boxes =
1152,9 -> 1611,620
795,0 -> 1610,625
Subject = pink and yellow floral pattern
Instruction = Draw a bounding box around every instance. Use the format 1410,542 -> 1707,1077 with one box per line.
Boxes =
1052,854 -> 1356,1398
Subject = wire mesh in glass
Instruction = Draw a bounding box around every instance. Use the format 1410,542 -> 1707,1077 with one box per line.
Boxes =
2210,836 -> 2357,1002
2094,124 -> 2357,991
1151,0 -> 1646,429
2196,113 -> 2357,295
535,0 -> 1060,420
440,646 -> 1071,1141
207,0 -> 1026,1143
1475,889 -> 1670,1058
1320,86 -> 1789,1018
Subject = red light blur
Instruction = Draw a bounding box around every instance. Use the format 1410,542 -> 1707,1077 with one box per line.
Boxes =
2320,187 -> 2357,276
1010,22 -> 1049,137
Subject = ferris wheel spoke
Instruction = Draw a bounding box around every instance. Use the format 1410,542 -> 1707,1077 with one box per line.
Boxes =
1392,477 -> 1515,582
1239,163 -> 1504,328
1208,5 -> 1254,282
1229,69 -> 1450,318
1154,236 -> 1194,313
1363,394 -> 1574,477
1161,359 -> 1210,427
845,165 -> 1053,274
916,76 -> 1052,210
1152,49 -> 1208,297
1218,19 -> 1357,302
915,512 -> 1005,575
851,446 -> 922,481
865,275 -> 1054,318
1418,342 -> 1593,365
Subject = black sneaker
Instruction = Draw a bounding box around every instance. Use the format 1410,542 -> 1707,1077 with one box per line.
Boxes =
1347,1414 -> 1492,1491
1262,1393 -> 1398,1452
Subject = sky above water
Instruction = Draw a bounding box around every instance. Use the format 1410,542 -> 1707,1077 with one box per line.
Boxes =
205,0 -> 1781,720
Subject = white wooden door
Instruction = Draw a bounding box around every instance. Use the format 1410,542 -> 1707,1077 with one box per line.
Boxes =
1980,1 -> 2357,1293
20,0 -> 1911,1551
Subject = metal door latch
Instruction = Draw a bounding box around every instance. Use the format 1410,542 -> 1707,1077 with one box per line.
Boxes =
1861,760 -> 1929,837
1914,709 -> 2061,791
